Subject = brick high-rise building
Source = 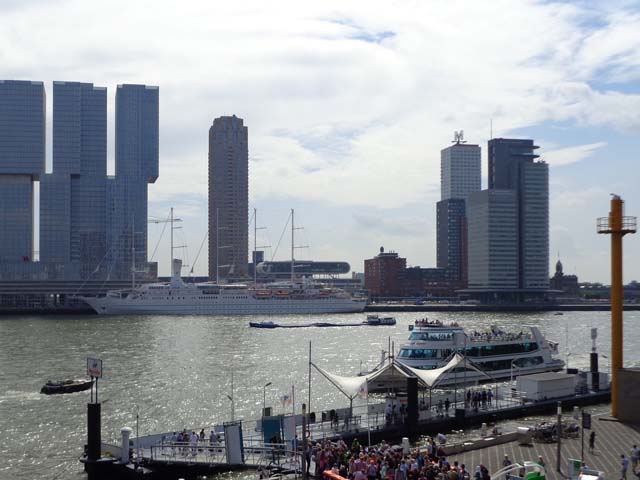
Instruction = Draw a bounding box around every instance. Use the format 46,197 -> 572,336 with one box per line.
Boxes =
208,115 -> 248,280
364,247 -> 406,297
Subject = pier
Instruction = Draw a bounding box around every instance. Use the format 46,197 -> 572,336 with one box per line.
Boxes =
84,387 -> 611,479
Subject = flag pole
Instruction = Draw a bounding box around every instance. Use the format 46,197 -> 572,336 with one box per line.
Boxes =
292,384 -> 295,416
308,342 -> 312,415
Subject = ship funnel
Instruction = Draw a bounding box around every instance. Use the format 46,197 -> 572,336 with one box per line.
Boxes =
171,258 -> 182,283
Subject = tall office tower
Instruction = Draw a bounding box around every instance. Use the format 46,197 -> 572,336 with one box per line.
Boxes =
0,80 -> 45,263
208,115 -> 248,280
440,138 -> 481,201
488,138 -> 549,289
467,190 -> 518,289
108,84 -> 159,278
436,136 -> 480,285
40,82 -> 107,277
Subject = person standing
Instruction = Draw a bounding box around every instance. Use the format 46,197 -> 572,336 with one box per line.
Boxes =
631,445 -> 639,471
621,454 -> 629,480
589,431 -> 596,453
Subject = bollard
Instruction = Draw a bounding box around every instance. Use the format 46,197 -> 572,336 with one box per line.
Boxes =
481,423 -> 487,438
121,427 -> 133,464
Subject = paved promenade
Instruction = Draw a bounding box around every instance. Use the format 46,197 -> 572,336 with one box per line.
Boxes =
452,417 -> 639,480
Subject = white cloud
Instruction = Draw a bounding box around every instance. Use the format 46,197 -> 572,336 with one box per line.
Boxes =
3,0 -> 640,278
543,141 -> 607,167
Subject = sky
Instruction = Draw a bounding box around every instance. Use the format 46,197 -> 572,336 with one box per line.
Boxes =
2,0 -> 639,282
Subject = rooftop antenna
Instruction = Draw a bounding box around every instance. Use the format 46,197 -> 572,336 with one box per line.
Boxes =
490,118 -> 493,139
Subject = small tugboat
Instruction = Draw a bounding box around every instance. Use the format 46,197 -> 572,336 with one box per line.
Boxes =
364,314 -> 397,326
40,378 -> 94,395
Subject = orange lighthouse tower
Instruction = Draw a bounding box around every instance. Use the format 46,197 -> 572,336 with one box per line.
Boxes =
597,195 -> 636,417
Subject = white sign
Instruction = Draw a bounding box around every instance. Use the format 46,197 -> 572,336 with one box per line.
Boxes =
87,357 -> 103,378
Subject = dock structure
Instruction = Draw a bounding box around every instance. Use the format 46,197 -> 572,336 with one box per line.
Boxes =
87,387 -> 611,479
450,417 -> 640,480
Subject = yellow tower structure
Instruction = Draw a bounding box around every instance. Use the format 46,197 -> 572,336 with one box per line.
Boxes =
597,195 -> 636,417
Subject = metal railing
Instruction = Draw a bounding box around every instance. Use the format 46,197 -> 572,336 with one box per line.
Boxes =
597,216 -> 637,233
148,441 -> 227,464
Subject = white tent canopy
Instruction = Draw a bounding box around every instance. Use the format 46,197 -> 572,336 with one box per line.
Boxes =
312,364 -> 370,399
313,353 -> 492,396
401,353 -> 491,388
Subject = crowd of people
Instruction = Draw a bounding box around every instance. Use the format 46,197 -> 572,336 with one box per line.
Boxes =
309,435 -> 502,480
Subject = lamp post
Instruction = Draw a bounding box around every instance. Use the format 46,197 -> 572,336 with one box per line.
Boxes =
134,404 -> 140,470
263,382 -> 272,417
556,401 -> 562,473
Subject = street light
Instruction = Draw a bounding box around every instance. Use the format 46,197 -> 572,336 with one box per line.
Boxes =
263,382 -> 272,417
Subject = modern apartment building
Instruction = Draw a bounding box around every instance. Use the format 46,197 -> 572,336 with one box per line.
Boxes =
208,115 -> 248,280
40,81 -> 107,278
107,84 -> 159,279
436,138 -> 480,285
0,80 -> 45,263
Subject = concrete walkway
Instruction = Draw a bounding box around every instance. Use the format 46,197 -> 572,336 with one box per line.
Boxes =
450,417 -> 640,480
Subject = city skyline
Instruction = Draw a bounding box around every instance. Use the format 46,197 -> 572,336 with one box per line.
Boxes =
2,1 -> 639,282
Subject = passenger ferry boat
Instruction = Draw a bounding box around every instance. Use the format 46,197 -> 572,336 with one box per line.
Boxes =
82,260 -> 367,315
396,319 -> 564,385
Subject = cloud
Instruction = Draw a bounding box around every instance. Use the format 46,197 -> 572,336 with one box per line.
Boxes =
543,141 -> 607,166
3,0 -> 640,277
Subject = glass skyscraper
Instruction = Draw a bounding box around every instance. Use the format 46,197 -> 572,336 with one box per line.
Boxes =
0,80 -> 45,263
466,138 -> 549,295
40,81 -> 107,278
436,140 -> 481,285
107,84 -> 159,279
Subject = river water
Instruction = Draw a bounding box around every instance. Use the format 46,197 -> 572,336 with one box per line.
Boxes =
0,310 -> 638,479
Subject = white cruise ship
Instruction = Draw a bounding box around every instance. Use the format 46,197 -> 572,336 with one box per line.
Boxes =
395,319 -> 564,385
82,260 -> 367,315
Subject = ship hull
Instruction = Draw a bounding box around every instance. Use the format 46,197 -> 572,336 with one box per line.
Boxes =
82,297 -> 367,315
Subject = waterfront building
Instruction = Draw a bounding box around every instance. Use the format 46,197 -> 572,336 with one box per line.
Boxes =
550,259 -> 579,296
0,80 -> 45,263
467,189 -> 519,290
40,81 -> 107,278
436,136 -> 480,286
488,138 -> 549,290
465,138 -> 549,299
208,115 -> 248,280
107,84 -> 159,279
440,139 -> 481,201
364,247 -> 406,297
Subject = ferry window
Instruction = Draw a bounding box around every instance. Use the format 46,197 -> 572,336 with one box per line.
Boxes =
398,349 -> 438,358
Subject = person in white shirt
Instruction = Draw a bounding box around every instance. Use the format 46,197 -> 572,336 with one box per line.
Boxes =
190,431 -> 199,456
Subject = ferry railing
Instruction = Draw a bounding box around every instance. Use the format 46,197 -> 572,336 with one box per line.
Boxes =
148,441 -> 227,464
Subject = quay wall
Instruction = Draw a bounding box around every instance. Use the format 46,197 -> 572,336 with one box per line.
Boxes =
365,304 -> 640,313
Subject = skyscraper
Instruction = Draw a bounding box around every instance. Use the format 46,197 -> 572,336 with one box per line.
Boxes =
107,84 -> 159,278
40,81 -> 107,277
436,136 -> 480,285
208,115 -> 248,280
467,189 -> 518,289
0,80 -> 45,263
488,138 -> 549,289
466,138 -> 549,297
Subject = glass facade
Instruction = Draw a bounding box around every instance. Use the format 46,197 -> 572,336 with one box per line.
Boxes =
108,84 -> 159,278
40,82 -> 107,278
0,80 -> 45,263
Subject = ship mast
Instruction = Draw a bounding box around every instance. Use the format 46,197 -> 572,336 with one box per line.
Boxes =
254,208 -> 257,284
291,208 -> 295,283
